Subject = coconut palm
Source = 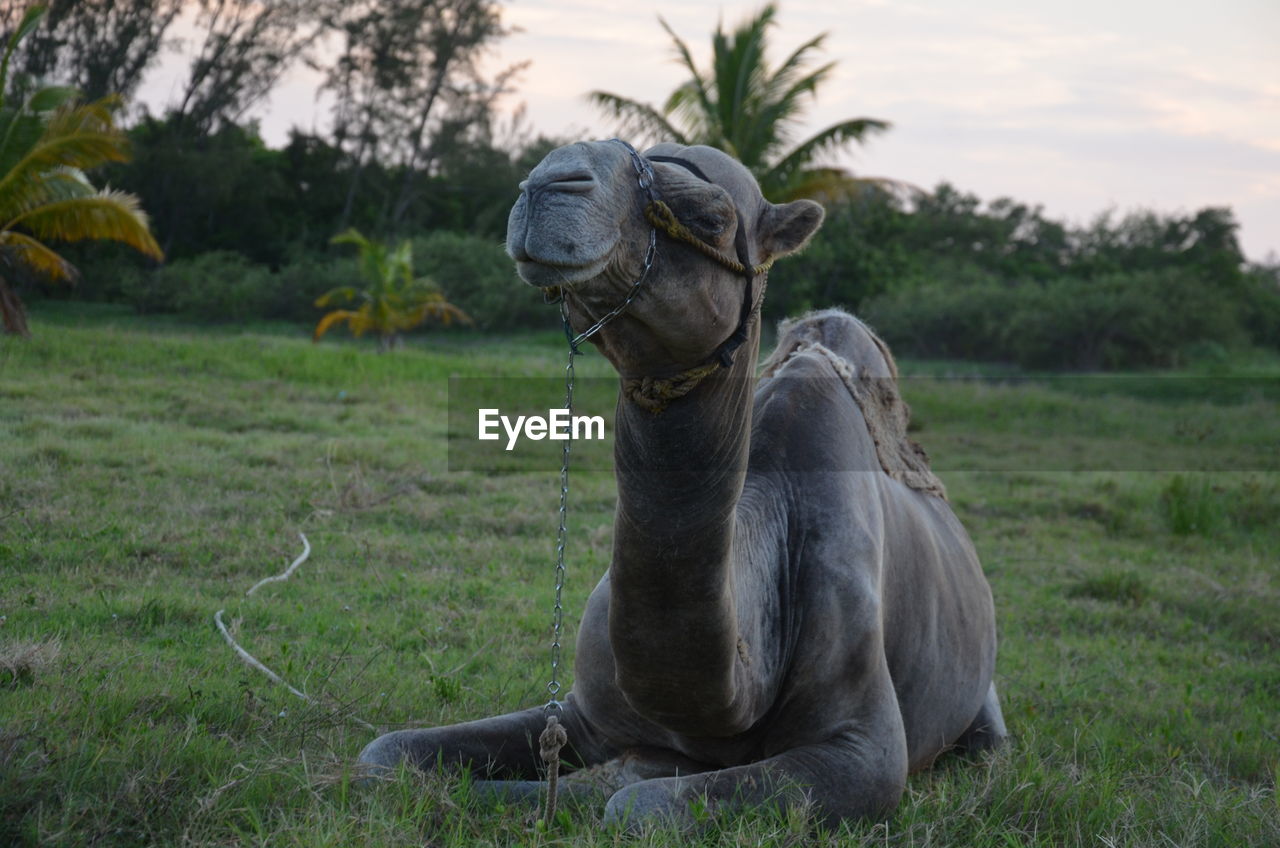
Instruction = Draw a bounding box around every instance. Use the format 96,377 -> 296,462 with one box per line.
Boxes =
0,4 -> 163,336
314,228 -> 470,351
589,3 -> 890,202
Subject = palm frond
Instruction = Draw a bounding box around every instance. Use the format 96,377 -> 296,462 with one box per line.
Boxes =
329,228 -> 370,250
597,2 -> 897,199
659,15 -> 716,142
774,168 -> 915,205
409,296 -> 472,328
314,286 -> 360,307
27,86 -> 80,114
0,230 -> 78,281
587,91 -> 687,146
325,229 -> 470,346
9,190 -> 163,259
0,5 -> 48,113
764,33 -> 827,102
313,309 -> 363,341
713,4 -> 773,154
0,165 -> 94,220
0,100 -> 132,201
762,118 -> 891,201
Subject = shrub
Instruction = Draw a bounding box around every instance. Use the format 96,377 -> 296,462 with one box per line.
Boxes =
861,272 -> 1018,362
864,268 -> 1253,370
120,251 -> 272,320
269,256 -> 360,323
118,251 -> 365,324
411,231 -> 547,331
765,190 -> 912,320
1239,262 -> 1280,348
1004,270 -> 1243,370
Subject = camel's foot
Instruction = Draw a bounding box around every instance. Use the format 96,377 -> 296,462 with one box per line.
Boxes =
382,748 -> 710,812
601,730 -> 906,833
471,778 -> 605,806
356,700 -> 616,782
564,746 -> 713,795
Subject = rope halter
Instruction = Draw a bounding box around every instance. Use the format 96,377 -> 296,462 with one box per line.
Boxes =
544,139 -> 773,412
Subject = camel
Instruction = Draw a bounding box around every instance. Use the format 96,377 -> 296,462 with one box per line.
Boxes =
358,140 -> 1006,828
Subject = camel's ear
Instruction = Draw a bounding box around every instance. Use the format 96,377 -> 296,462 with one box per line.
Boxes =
759,199 -> 824,259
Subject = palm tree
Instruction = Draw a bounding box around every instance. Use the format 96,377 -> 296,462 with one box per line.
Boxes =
589,3 -> 890,202
0,4 -> 163,336
314,228 -> 470,351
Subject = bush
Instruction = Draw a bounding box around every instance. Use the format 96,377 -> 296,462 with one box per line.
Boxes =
120,251 -> 274,321
765,190 -> 912,320
1004,270 -> 1243,370
1239,262 -> 1280,347
861,272 -> 1019,362
268,255 -> 360,323
864,268 -> 1253,370
116,251 -> 365,324
411,231 -> 548,331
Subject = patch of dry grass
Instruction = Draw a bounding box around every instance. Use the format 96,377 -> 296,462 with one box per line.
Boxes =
0,637 -> 61,686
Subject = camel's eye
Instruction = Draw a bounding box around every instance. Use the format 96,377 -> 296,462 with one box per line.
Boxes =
696,214 -> 725,235
686,209 -> 733,242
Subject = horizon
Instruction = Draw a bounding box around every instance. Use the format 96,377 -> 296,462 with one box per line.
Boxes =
134,0 -> 1280,260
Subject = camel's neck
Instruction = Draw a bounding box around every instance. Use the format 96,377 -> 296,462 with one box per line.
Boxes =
607,320 -> 761,736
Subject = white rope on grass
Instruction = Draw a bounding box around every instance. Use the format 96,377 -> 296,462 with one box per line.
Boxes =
214,532 -> 376,731
246,533 -> 312,596
214,608 -> 312,702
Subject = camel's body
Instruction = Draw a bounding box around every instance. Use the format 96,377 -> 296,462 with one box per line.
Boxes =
360,141 -> 1005,826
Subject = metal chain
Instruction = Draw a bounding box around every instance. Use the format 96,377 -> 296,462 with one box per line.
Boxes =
543,139 -> 658,713
545,329 -> 573,710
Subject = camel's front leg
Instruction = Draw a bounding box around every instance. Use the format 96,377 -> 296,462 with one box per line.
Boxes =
602,727 -> 908,830
358,695 -> 616,781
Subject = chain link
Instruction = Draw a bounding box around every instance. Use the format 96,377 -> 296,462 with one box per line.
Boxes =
544,139 -> 658,712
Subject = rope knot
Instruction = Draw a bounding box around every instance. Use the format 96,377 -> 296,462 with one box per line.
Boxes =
539,714 -> 568,763
539,714 -> 569,825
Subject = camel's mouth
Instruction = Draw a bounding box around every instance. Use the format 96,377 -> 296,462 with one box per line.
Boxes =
513,246 -> 616,289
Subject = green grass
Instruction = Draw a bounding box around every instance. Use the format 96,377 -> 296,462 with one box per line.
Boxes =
2,305 -> 1278,846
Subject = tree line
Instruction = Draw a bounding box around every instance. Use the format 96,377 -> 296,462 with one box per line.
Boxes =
3,1 -> 1277,369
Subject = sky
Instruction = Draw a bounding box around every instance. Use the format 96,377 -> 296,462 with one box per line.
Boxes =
137,0 -> 1280,260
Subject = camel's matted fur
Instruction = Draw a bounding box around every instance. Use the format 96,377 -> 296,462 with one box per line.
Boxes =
761,310 -> 947,500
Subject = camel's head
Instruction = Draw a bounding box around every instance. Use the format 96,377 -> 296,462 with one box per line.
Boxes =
506,140 -> 823,375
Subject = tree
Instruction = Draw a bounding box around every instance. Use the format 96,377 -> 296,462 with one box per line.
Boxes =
313,228 -> 469,350
173,0 -> 329,134
321,0 -> 520,231
0,0 -> 181,104
589,3 -> 890,201
0,5 -> 162,336
114,115 -> 300,263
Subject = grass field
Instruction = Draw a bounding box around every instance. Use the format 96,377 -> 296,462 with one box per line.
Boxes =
2,304 -> 1278,846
